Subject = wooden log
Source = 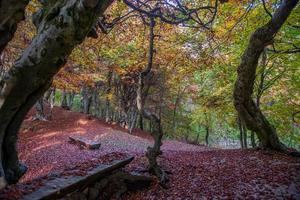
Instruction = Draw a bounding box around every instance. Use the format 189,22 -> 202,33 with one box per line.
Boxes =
69,136 -> 101,150
22,156 -> 134,200
80,172 -> 153,200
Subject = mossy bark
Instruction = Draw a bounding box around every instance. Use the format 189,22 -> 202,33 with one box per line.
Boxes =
233,0 -> 299,151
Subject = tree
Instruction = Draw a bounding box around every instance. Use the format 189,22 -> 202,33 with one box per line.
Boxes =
233,0 -> 299,152
0,0 -> 29,53
0,0 -> 113,188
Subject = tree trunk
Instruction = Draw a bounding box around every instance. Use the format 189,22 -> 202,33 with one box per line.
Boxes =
61,89 -> 69,110
136,18 -> 167,184
0,0 -> 113,188
0,0 -> 29,53
139,114 -> 144,130
81,85 -> 93,114
233,0 -> 299,151
47,87 -> 56,120
251,131 -> 256,148
204,113 -> 210,146
242,123 -> 247,148
128,110 -> 138,134
34,98 -> 47,121
238,117 -> 244,149
92,87 -> 100,117
172,88 -> 185,135
67,91 -> 75,109
105,70 -> 113,122
205,125 -> 209,146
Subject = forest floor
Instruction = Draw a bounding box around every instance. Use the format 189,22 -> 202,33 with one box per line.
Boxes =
1,106 -> 300,199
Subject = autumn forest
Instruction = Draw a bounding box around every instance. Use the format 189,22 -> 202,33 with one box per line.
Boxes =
0,0 -> 299,199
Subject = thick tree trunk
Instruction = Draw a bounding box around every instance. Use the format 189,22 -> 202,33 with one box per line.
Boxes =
233,0 -> 299,151
0,0 -> 113,188
0,0 -> 29,53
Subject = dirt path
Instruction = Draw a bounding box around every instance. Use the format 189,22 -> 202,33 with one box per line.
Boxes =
5,107 -> 299,199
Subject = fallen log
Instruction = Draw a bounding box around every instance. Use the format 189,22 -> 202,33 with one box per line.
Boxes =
22,157 -> 134,200
69,136 -> 101,150
66,172 -> 153,200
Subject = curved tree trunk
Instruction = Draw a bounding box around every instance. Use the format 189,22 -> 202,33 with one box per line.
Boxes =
136,17 -> 167,184
0,0 -> 29,53
233,0 -> 299,151
0,0 -> 113,188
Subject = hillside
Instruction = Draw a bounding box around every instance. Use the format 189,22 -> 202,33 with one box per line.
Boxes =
0,107 -> 299,199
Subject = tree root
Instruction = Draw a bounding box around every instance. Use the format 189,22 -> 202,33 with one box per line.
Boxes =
287,150 -> 300,157
252,145 -> 300,158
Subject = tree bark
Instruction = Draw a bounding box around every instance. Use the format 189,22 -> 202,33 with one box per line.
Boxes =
238,117 -> 244,149
204,113 -> 210,146
47,87 -> 56,120
136,17 -> 167,184
105,70 -> 113,122
128,109 -> 138,134
67,91 -> 75,109
251,131 -> 256,148
0,0 -> 113,188
205,125 -> 209,146
61,89 -> 69,110
81,85 -> 92,114
92,82 -> 102,117
242,122 -> 247,148
34,98 -> 47,121
233,0 -> 299,151
0,0 -> 29,53
139,114 -> 144,130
